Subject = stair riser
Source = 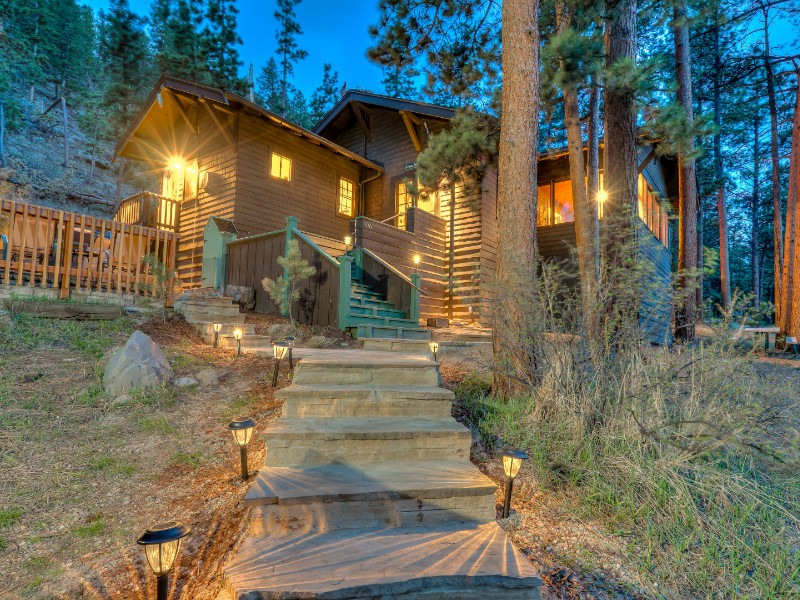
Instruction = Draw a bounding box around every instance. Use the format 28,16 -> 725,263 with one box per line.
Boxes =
184,311 -> 243,324
264,436 -> 471,467
349,306 -> 407,319
349,315 -> 419,328
291,365 -> 439,387
220,338 -> 275,350
281,397 -> 452,418
249,494 -> 495,536
196,323 -> 255,336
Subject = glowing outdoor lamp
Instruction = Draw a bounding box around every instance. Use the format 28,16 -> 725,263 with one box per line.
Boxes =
272,342 -> 289,387
501,447 -> 529,518
429,341 -> 439,361
212,323 -> 222,348
137,521 -> 191,600
413,253 -> 421,273
227,417 -> 256,480
597,189 -> 608,219
233,328 -> 243,356
284,336 -> 296,369
344,234 -> 352,249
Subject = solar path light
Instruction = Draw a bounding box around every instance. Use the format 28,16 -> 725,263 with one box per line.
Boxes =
429,341 -> 439,362
500,447 -> 529,518
137,521 -> 191,600
272,342 -> 289,387
284,336 -> 296,370
227,417 -> 256,480
233,328 -> 243,356
212,323 -> 222,348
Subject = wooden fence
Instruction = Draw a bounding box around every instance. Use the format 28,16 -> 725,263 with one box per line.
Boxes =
0,200 -> 179,298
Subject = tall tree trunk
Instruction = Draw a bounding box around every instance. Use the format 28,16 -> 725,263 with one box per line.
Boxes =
115,158 -> 126,201
752,114 -> 762,308
448,177 -> 456,320
557,3 -> 599,332
764,9 -> 783,322
0,99 -> 6,168
779,70 -> 800,337
61,97 -> 69,168
713,25 -> 731,310
602,0 -> 639,346
493,0 -> 540,398
587,74 -> 601,223
673,0 -> 699,342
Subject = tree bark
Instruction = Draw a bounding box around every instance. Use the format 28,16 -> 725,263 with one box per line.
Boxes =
61,97 -> 69,168
448,177 -> 456,320
493,0 -> 540,398
587,74 -> 601,218
764,9 -> 783,322
556,3 -> 599,333
713,24 -> 731,311
752,115 -> 762,308
779,70 -> 799,338
0,100 -> 6,168
673,0 -> 699,341
602,0 -> 639,346
115,158 -> 126,201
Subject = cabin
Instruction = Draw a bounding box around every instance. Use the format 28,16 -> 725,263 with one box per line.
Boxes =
111,76 -> 676,343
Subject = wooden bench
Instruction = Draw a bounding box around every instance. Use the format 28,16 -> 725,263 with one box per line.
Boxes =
743,326 -> 781,352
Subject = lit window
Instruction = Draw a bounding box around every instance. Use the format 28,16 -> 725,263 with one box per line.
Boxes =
553,180 -> 574,224
184,159 -> 199,200
270,153 -> 292,181
396,181 -> 412,229
338,178 -> 354,216
162,165 -> 184,201
537,182 -> 551,226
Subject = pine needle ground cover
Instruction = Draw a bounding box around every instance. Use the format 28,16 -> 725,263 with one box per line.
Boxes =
456,335 -> 800,599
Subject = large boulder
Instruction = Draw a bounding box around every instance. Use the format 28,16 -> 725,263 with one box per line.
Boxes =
103,331 -> 174,397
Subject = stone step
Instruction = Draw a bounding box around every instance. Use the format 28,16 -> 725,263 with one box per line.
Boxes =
222,522 -> 542,600
194,322 -> 256,336
352,324 -> 433,341
220,334 -> 274,351
361,338 -> 433,353
183,307 -> 242,323
277,384 -> 454,418
263,417 -> 472,467
244,460 -> 497,535
291,353 -> 439,386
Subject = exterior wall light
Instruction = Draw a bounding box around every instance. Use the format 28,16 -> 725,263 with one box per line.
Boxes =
272,342 -> 289,387
212,323 -> 222,348
500,447 -> 529,518
137,521 -> 191,600
233,328 -> 243,356
284,336 -> 295,369
429,341 -> 439,361
227,417 -> 256,480
344,234 -> 352,249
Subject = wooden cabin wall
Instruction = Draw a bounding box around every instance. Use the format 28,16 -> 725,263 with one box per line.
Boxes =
478,167 -> 499,321
226,232 -> 286,313
176,108 -> 237,288
234,113 -> 363,240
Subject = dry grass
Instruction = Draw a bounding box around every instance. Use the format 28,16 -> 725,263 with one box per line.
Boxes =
0,313 -> 292,599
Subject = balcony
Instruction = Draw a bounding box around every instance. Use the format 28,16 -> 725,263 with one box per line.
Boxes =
114,192 -> 181,233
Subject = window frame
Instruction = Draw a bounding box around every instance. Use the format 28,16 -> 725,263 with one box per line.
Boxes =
337,176 -> 355,218
270,152 -> 292,182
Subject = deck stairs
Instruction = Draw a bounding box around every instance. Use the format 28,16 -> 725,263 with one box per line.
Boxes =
346,266 -> 432,341
218,351 -> 541,599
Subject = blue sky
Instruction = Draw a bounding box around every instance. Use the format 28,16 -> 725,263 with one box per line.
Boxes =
81,0 -> 387,94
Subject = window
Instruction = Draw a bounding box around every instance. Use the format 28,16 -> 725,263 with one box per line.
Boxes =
338,177 -> 354,217
396,181 -> 413,229
637,173 -> 669,247
537,183 -> 551,226
553,180 -> 574,224
270,152 -> 292,181
184,159 -> 199,200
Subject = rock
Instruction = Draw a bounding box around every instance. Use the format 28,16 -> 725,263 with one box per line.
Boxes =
0,310 -> 12,332
173,377 -> 200,388
103,331 -> 174,397
111,394 -> 131,407
196,368 -> 218,387
267,323 -> 296,340
306,335 -> 338,349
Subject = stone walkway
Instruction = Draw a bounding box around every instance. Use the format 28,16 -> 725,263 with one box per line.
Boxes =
218,350 -> 542,599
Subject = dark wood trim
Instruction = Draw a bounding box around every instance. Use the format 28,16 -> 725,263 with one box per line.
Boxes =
399,111 -> 422,152
202,101 -> 236,146
351,102 -> 372,142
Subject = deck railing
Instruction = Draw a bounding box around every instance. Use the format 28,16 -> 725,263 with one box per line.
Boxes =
0,200 -> 179,298
114,192 -> 181,233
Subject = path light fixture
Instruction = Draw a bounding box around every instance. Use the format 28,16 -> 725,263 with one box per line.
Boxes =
429,341 -> 439,362
137,521 -> 191,600
212,323 -> 222,348
500,447 -> 530,518
284,336 -> 296,370
272,342 -> 289,387
233,328 -> 243,356
413,253 -> 421,273
227,417 -> 256,480
344,234 -> 352,250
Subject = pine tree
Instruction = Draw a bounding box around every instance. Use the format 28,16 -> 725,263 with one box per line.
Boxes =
201,0 -> 243,91
274,0 -> 308,117
308,63 -> 338,125
156,0 -> 207,82
256,57 -> 284,113
381,63 -> 419,99
262,239 -> 316,325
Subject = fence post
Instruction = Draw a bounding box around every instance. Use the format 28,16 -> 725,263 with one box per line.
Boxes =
410,273 -> 421,323
282,216 -> 299,317
338,254 -> 353,331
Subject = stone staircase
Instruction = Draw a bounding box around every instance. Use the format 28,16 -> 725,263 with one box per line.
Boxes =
220,351 -> 541,599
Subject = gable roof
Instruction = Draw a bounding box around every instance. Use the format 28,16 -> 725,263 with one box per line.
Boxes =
114,76 -> 383,173
313,90 -> 458,140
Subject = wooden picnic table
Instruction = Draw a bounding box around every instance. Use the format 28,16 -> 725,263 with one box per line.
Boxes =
743,326 -> 780,352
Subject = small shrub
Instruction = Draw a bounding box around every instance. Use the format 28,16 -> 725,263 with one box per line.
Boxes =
138,416 -> 175,434
0,507 -> 22,527
74,517 -> 104,537
171,451 -> 203,469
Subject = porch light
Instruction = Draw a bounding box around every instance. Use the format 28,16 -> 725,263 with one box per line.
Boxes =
429,341 -> 439,361
233,328 -> 243,356
213,323 -> 222,348
413,254 -> 421,273
344,235 -> 352,249
284,336 -> 296,369
137,521 -> 191,600
227,417 -> 256,480
500,448 -> 529,518
272,342 -> 289,387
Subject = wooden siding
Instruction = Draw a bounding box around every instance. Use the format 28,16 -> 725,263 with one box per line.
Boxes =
234,112 -> 362,240
226,232 -> 286,313
354,212 -> 446,318
293,233 -> 340,328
